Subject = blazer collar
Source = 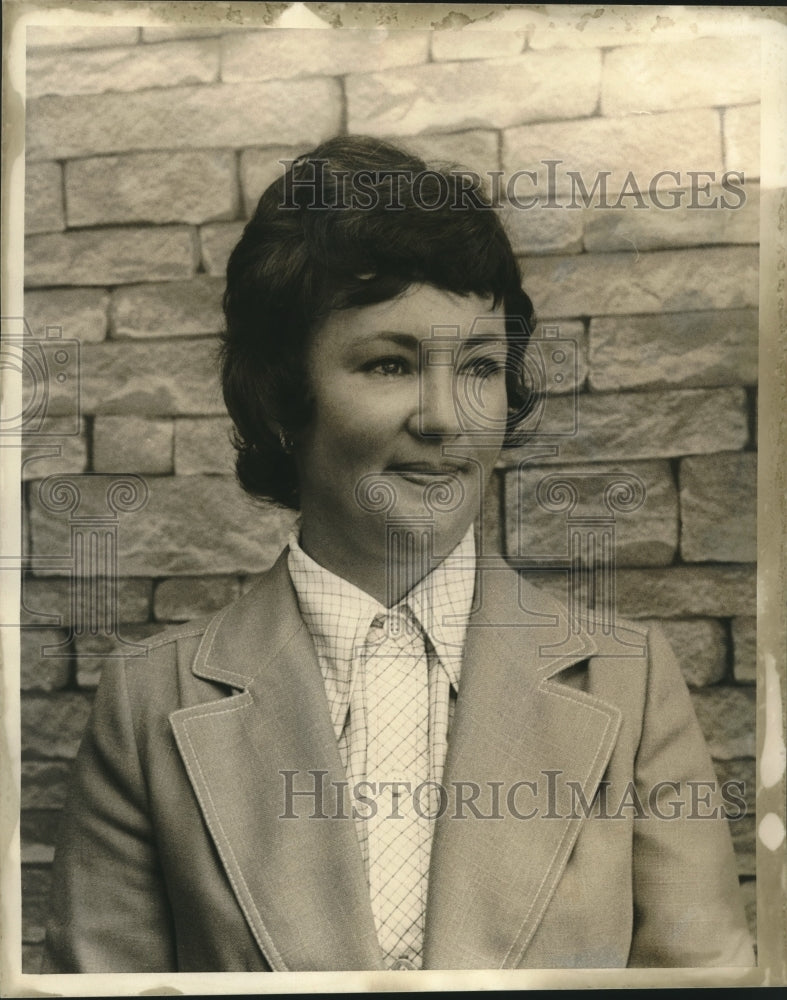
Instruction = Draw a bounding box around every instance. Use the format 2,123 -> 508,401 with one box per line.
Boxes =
171,552 -> 622,971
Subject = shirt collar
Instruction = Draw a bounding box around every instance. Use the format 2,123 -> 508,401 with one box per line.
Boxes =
287,533 -> 383,731
287,525 -> 476,736
404,527 -> 476,690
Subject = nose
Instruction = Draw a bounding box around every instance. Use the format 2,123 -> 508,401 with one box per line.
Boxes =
413,363 -> 462,439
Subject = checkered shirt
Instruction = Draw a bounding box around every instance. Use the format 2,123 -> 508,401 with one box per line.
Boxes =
286,525 -> 476,871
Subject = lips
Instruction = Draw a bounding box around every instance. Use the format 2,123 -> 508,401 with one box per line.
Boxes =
386,461 -> 471,484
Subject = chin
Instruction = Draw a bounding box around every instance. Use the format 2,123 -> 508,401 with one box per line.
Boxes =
386,509 -> 474,555
350,471 -> 481,557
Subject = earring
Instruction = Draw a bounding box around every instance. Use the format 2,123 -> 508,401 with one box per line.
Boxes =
278,428 -> 294,454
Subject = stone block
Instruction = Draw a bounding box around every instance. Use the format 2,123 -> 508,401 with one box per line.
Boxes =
27,38 -> 220,99
504,460 -> 678,567
22,418 -> 88,481
520,246 -> 758,318
501,201 -> 583,255
23,844 -> 55,866
21,576 -> 152,627
110,277 -> 225,338
74,622 -> 167,688
713,758 -> 755,814
29,474 -> 297,577
390,130 -> 500,178
22,692 -> 94,758
21,809 -> 62,862
691,685 -> 756,759
680,452 -> 757,563
20,628 -> 71,691
504,387 -> 748,464
346,48 -> 601,136
601,37 -> 760,115
200,222 -> 244,276
71,339 -> 225,417
503,109 -> 723,198
21,865 -> 52,943
26,25 -> 140,49
729,814 -> 756,877
92,415 -> 174,474
25,161 -> 64,234
583,183 -> 759,252
21,760 -> 73,809
174,417 -> 235,475
641,618 -> 728,688
154,575 -> 241,622
431,29 -> 525,61
612,565 -> 756,619
25,227 -> 198,287
588,310 -> 758,392
66,151 -> 238,227
221,28 -> 429,81
725,105 -> 760,180
24,287 -> 109,342
240,146 -> 301,216
732,616 -> 756,683
27,79 -> 342,161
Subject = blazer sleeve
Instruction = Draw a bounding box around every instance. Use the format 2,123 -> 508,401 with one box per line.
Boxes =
628,623 -> 755,967
41,660 -> 177,973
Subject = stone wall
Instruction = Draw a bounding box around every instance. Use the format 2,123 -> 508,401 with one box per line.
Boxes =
19,21 -> 759,971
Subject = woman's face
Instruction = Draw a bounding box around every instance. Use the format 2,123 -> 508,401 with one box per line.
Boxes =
294,283 -> 509,591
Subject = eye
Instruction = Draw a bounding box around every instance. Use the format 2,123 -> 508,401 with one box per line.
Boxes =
364,357 -> 411,377
461,355 -> 505,379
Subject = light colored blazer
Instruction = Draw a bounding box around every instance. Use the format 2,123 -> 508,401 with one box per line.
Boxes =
42,553 -> 754,972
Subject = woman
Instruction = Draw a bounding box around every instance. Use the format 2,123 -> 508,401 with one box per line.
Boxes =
42,136 -> 753,972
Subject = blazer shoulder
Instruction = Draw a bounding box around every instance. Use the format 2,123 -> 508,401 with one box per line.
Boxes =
144,615 -> 214,650
514,562 -> 651,644
125,614 -> 214,670
111,608 -> 234,714
103,553 -> 298,715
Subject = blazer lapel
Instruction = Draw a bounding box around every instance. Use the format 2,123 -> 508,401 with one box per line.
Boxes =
424,561 -> 623,970
169,552 -> 385,972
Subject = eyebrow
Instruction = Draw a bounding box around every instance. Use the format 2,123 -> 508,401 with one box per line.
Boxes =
358,331 -> 508,349
360,331 -> 419,349
462,334 -> 509,350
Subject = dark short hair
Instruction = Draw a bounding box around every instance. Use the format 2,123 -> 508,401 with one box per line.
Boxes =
221,134 -> 536,509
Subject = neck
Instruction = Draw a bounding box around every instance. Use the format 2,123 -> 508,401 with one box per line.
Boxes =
298,512 -> 470,607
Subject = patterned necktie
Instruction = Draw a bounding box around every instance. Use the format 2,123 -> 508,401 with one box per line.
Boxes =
363,605 -> 432,970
